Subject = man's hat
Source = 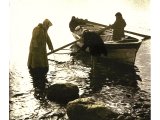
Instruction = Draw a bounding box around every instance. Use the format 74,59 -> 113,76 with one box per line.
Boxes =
115,12 -> 122,17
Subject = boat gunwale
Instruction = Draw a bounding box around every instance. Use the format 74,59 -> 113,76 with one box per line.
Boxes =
72,32 -> 142,45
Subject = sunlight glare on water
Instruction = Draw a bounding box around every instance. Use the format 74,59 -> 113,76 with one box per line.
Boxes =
9,0 -> 150,119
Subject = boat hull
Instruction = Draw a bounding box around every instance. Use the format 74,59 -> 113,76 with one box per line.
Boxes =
71,32 -> 142,66
105,48 -> 139,65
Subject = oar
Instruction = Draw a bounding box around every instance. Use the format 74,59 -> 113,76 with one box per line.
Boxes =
124,30 -> 151,40
85,20 -> 151,39
47,39 -> 81,55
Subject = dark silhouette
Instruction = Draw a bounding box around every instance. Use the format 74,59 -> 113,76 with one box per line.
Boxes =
27,19 -> 54,73
29,68 -> 48,101
109,12 -> 126,41
81,30 -> 107,57
74,26 -> 107,57
74,26 -> 107,70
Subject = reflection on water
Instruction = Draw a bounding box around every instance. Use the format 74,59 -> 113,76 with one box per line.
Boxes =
72,51 -> 141,94
9,0 -> 150,119
9,43 -> 150,119
89,62 -> 140,92
29,68 -> 48,101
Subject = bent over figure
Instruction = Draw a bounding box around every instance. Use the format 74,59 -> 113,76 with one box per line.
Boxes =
27,19 -> 54,73
81,30 -> 107,57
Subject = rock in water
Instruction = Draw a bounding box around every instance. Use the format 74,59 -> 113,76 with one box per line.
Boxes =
46,83 -> 79,103
66,97 -> 118,120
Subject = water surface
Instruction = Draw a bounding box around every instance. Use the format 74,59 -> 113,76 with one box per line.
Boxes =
9,0 -> 150,119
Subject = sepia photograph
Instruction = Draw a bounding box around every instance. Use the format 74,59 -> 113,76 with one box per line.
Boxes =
7,0 -> 153,119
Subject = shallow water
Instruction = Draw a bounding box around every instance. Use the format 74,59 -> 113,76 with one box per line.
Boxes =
9,0 -> 150,119
9,39 -> 150,119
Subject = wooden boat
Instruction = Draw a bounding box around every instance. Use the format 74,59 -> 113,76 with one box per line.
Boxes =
69,17 -> 149,66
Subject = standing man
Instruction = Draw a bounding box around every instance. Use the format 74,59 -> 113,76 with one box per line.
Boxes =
109,12 -> 126,41
28,19 -> 54,74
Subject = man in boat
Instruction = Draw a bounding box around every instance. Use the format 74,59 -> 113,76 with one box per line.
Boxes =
109,12 -> 126,41
27,19 -> 54,74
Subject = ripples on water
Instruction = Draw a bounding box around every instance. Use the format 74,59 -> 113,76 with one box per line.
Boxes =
9,40 -> 150,119
9,0 -> 150,119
